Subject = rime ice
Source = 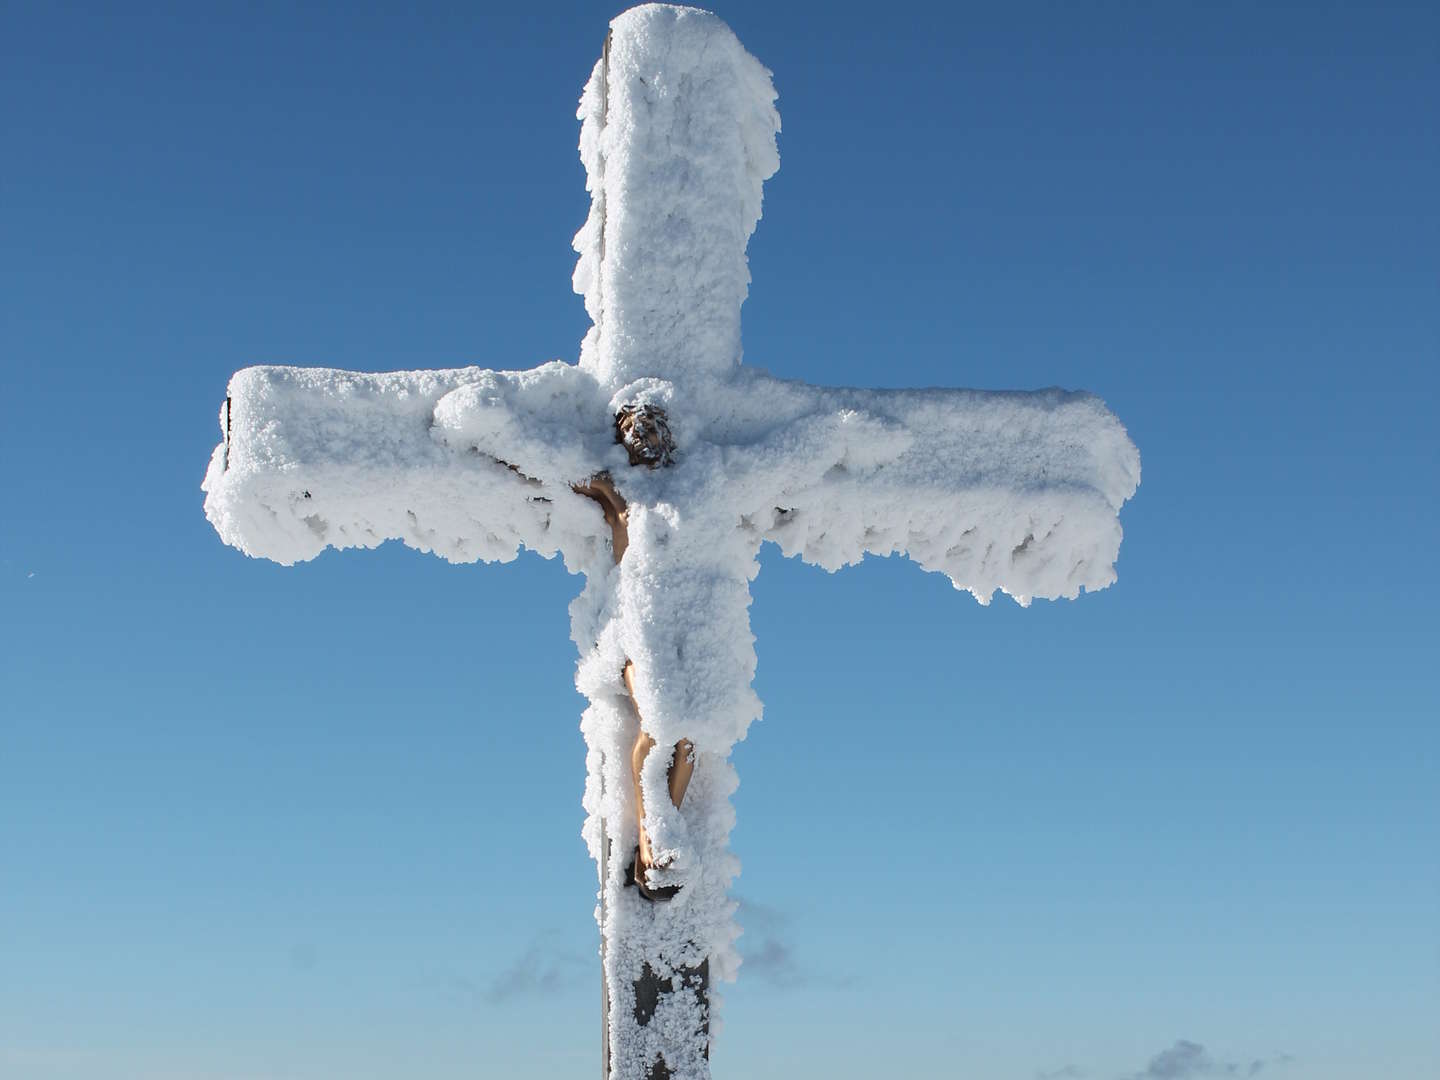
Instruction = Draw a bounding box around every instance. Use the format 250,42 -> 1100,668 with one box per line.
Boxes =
202,6 -> 1139,1079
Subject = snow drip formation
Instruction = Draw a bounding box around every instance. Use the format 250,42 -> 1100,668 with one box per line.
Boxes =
202,6 -> 1140,1078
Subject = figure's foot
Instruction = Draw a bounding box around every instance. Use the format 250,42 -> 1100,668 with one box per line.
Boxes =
628,845 -> 681,902
637,824 -> 660,874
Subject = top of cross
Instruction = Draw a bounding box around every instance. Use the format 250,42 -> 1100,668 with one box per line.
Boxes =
573,4 -> 780,390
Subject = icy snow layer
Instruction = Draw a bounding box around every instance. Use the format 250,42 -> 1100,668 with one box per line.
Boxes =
202,5 -> 1138,1078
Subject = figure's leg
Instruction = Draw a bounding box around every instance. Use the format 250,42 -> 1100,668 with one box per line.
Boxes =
630,731 -> 696,870
624,660 -> 695,889
576,477 -> 695,887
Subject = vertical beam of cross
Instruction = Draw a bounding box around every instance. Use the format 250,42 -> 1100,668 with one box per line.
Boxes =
575,416 -> 700,1076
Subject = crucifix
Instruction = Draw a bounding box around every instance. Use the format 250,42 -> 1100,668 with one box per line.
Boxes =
202,5 -> 1140,1079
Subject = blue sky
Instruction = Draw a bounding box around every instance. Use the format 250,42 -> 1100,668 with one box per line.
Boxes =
2,2 -> 1436,1078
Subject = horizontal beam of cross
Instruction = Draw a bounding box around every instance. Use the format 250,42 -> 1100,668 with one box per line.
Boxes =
205,361 -> 1137,606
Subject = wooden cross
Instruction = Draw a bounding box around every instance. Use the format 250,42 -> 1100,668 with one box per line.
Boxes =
202,6 -> 1140,1079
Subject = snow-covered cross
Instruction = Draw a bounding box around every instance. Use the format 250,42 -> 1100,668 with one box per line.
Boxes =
202,6 -> 1140,1079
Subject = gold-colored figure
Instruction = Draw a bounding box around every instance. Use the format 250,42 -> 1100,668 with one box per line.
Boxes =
574,418 -> 689,900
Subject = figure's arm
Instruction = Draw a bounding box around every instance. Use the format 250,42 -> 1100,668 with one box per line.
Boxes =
203,362 -> 615,569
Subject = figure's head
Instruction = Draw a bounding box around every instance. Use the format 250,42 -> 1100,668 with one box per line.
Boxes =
616,404 -> 676,468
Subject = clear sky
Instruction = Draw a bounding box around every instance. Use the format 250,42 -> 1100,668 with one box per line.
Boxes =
2,2 -> 1436,1079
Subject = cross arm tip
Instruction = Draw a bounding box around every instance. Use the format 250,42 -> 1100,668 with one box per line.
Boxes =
715,373 -> 1139,606
203,362 -> 622,571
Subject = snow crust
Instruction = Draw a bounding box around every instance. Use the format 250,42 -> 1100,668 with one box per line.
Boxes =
201,6 -> 1139,1078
